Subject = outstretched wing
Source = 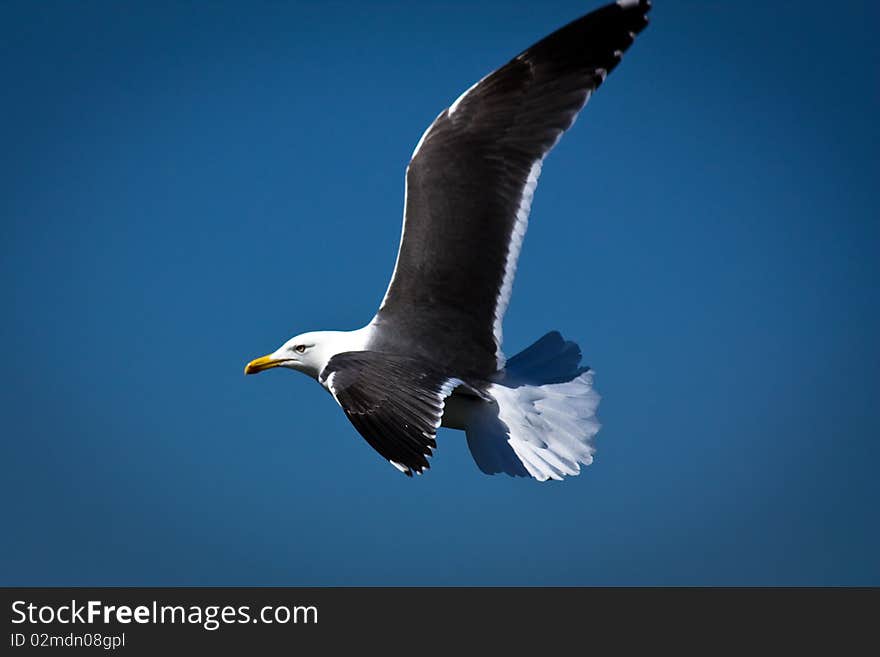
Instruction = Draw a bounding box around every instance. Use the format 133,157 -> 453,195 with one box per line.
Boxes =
372,1 -> 651,377
320,352 -> 461,476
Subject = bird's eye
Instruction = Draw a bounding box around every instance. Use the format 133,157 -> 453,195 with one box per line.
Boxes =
294,344 -> 306,353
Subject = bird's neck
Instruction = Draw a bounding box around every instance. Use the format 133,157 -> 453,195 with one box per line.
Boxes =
306,325 -> 374,379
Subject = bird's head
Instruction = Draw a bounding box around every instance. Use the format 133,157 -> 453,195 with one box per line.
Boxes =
244,331 -> 334,379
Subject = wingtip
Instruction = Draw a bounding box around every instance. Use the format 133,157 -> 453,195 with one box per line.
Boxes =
616,0 -> 652,34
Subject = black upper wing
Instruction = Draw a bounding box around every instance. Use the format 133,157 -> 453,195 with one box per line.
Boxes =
372,1 -> 651,378
320,351 -> 461,476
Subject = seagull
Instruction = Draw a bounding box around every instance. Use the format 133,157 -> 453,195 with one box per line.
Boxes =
245,0 -> 650,481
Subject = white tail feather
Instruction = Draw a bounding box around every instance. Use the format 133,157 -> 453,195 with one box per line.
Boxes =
462,331 -> 601,481
490,371 -> 600,481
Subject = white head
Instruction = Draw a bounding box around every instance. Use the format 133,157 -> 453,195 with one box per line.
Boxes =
244,328 -> 371,380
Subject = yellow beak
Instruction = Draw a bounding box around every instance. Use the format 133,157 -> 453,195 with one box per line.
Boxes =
244,354 -> 284,375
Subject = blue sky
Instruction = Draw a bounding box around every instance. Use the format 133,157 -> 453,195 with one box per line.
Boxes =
2,0 -> 878,585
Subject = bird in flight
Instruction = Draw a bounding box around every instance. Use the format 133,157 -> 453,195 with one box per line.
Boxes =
245,1 -> 650,480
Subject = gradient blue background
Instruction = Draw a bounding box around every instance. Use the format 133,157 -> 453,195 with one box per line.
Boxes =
2,0 -> 878,585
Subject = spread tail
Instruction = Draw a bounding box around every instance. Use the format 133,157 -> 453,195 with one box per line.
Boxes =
465,331 -> 601,481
